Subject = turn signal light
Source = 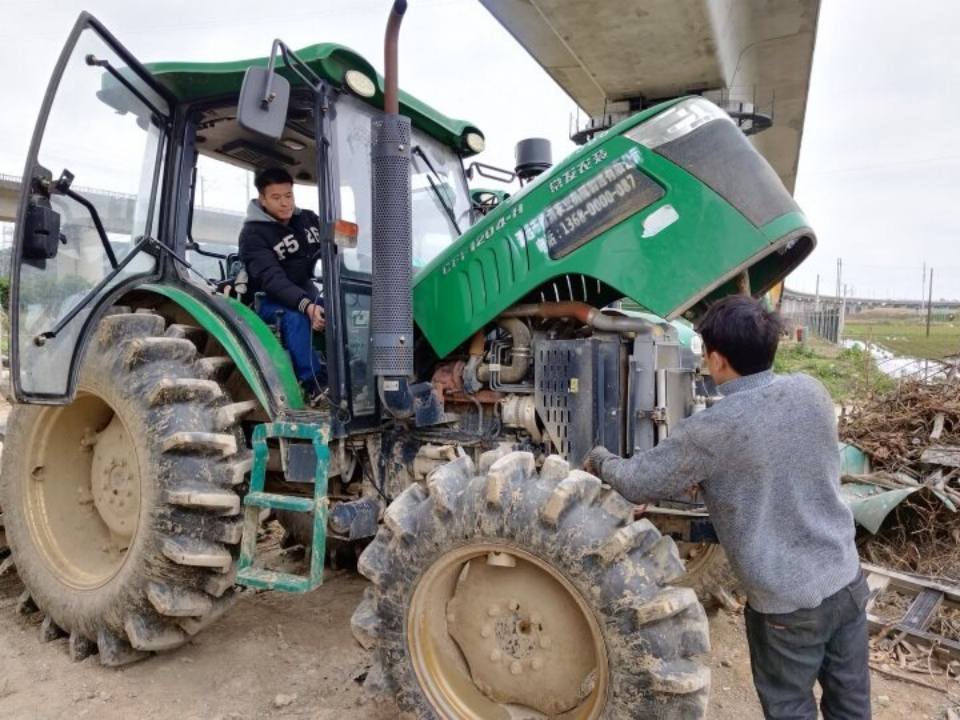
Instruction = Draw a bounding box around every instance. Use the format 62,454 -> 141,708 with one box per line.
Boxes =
334,219 -> 359,248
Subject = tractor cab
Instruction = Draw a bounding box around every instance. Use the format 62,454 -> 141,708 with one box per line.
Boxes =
9,13 -> 484,428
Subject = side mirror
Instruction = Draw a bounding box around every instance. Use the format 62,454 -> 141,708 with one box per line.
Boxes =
23,200 -> 62,261
237,66 -> 290,140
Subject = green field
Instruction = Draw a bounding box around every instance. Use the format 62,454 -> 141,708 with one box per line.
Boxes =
774,340 -> 895,402
843,316 -> 960,360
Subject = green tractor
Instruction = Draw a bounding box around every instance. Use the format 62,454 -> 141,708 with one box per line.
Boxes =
2,3 -> 814,717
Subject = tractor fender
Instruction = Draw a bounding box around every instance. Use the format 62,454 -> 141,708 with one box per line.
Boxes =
133,283 -> 304,416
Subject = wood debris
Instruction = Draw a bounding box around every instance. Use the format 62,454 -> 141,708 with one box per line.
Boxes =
841,380 -> 960,579
842,380 -> 960,476
843,380 -> 960,688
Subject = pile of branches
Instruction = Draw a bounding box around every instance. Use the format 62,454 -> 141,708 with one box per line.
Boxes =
842,379 -> 960,477
856,493 -> 960,580
842,380 -> 960,580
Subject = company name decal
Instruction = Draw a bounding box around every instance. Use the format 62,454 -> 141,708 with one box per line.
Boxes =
440,147 -> 652,274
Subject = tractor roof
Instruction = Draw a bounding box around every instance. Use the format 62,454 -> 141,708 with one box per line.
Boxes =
146,43 -> 484,155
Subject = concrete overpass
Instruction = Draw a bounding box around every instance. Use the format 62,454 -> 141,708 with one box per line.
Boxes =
480,0 -> 820,193
782,287 -> 960,314
0,173 -> 244,246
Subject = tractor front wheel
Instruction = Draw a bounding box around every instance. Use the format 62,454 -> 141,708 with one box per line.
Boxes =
352,451 -> 711,718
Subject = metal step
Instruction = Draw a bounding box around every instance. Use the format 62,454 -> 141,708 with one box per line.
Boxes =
235,566 -> 315,594
237,421 -> 330,594
243,492 -> 315,513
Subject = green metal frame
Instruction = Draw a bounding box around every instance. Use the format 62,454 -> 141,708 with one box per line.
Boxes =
237,422 -> 330,594
140,284 -> 305,413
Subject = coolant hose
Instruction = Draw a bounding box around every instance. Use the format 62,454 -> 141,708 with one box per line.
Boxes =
477,317 -> 532,383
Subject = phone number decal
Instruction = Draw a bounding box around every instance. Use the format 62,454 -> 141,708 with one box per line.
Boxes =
544,149 -> 664,260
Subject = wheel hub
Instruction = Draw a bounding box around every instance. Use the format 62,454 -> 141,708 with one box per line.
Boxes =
90,414 -> 141,544
445,555 -> 598,715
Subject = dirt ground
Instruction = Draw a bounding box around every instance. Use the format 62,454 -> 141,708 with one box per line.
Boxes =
0,559 -> 956,720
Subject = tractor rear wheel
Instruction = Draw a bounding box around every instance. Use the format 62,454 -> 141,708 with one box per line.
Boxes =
0,311 -> 251,664
352,452 -> 710,718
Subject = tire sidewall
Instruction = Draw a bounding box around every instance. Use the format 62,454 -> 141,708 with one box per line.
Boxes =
2,340 -> 178,639
378,480 -> 618,716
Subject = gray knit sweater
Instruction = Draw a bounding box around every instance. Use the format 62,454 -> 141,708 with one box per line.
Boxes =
590,370 -> 860,614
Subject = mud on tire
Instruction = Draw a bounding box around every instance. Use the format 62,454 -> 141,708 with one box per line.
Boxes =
352,451 -> 711,718
0,312 -> 252,665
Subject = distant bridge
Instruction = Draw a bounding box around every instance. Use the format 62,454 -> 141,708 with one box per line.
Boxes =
781,287 -> 960,314
0,174 -> 243,246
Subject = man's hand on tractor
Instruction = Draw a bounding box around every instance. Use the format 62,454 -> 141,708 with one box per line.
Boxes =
582,446 -> 614,477
307,302 -> 325,332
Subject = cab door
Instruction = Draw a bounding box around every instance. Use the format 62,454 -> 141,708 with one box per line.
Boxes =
10,13 -> 173,403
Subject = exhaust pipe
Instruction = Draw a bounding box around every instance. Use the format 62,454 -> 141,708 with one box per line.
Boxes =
373,0 -> 414,417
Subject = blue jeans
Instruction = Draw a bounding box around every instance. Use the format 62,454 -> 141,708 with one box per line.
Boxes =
744,571 -> 872,720
256,298 -> 327,392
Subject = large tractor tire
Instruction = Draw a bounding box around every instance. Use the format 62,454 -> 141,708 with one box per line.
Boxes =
676,543 -> 739,610
0,311 -> 251,665
352,451 -> 710,719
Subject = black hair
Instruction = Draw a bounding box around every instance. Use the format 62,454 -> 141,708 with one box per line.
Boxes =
696,296 -> 783,376
254,167 -> 294,193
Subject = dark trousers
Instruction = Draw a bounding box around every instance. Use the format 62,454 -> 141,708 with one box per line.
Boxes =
257,298 -> 327,391
744,571 -> 872,720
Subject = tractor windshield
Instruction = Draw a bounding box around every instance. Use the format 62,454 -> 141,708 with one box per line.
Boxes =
335,95 -> 472,275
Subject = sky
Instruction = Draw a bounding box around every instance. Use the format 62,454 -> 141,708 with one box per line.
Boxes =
0,0 -> 956,301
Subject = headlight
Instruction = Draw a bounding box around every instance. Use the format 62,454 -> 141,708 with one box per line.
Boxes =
623,98 -> 733,149
345,69 -> 376,98
465,132 -> 485,153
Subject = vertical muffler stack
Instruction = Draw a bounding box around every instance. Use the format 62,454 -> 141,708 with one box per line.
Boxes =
373,0 -> 414,417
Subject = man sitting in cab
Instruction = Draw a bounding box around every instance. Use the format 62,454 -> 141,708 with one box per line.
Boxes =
239,167 -> 327,393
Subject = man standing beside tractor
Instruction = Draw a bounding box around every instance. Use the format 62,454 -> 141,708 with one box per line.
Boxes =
585,296 -> 872,720
240,168 -> 328,394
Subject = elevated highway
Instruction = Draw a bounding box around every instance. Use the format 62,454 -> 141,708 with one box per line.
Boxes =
782,287 -> 960,314
0,174 -> 243,246
481,0 -> 820,193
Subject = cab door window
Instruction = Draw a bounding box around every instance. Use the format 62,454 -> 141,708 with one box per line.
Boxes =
13,24 -> 169,399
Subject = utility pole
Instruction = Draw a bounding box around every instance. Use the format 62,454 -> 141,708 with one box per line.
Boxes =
814,274 -> 820,311
839,283 -> 847,340
926,268 -> 934,338
921,262 -> 926,315
836,258 -> 842,299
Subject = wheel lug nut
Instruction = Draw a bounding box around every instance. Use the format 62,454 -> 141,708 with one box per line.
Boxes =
508,598 -> 520,612
510,660 -> 522,676
489,649 -> 501,662
532,657 -> 544,671
481,624 -> 493,638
